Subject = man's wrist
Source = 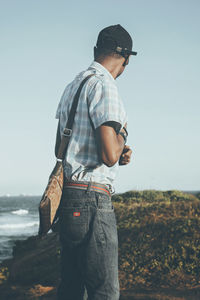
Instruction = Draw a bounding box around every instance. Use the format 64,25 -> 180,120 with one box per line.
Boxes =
122,126 -> 128,137
119,130 -> 127,144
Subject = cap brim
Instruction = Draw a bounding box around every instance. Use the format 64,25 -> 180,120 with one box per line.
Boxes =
129,50 -> 137,56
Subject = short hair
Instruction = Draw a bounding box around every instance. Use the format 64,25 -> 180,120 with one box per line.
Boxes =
94,47 -> 122,60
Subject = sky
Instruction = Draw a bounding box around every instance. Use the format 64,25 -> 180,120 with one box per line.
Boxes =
0,0 -> 200,195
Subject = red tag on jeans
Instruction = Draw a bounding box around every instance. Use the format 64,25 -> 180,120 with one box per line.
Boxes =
73,212 -> 80,217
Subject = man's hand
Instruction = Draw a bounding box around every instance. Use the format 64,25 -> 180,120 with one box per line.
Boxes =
119,145 -> 132,165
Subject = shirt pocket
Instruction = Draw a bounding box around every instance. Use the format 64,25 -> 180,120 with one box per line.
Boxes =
59,206 -> 89,247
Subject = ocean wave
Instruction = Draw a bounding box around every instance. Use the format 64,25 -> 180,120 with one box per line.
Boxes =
0,221 -> 39,229
11,209 -> 29,215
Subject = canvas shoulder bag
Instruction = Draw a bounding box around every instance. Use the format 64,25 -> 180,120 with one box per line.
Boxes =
38,74 -> 94,236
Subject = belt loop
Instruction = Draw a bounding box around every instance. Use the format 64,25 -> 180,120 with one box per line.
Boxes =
86,181 -> 92,193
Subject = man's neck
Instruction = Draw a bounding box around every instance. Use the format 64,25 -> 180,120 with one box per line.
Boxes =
95,57 -> 124,79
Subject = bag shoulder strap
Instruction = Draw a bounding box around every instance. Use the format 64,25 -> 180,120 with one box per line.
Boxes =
56,74 -> 95,160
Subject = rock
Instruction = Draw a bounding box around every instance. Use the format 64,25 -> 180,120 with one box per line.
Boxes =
5,232 -> 61,286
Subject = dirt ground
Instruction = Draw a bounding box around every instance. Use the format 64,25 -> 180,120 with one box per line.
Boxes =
1,284 -> 200,300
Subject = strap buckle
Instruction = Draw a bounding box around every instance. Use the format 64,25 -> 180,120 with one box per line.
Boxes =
56,158 -> 62,162
63,128 -> 72,137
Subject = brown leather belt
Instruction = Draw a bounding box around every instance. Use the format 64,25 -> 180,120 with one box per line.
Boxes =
63,180 -> 111,197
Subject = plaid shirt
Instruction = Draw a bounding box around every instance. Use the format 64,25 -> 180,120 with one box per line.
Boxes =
55,61 -> 127,190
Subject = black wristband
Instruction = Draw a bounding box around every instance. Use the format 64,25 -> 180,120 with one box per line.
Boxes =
123,126 -> 128,137
119,131 -> 127,144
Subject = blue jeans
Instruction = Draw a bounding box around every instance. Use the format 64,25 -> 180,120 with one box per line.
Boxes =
57,187 -> 120,300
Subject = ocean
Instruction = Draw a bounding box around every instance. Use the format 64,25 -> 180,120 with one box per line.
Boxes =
0,195 -> 41,263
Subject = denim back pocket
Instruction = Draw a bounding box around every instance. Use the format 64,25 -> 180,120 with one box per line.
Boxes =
59,206 -> 89,247
93,193 -> 117,247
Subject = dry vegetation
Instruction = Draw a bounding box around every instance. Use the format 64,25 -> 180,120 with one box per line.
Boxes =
113,190 -> 200,290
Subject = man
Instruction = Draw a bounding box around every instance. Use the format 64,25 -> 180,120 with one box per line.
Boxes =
55,24 -> 137,300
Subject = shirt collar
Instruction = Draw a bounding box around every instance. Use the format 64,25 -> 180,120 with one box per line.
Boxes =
88,61 -> 115,83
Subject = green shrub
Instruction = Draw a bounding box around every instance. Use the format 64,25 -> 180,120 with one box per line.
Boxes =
113,190 -> 200,289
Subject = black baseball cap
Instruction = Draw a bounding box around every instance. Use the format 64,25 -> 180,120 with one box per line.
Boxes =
96,24 -> 137,57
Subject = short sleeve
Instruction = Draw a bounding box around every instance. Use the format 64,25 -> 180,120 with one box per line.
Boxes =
88,80 -> 127,130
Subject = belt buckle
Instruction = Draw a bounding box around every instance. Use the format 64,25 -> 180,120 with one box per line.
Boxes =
106,184 -> 114,195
